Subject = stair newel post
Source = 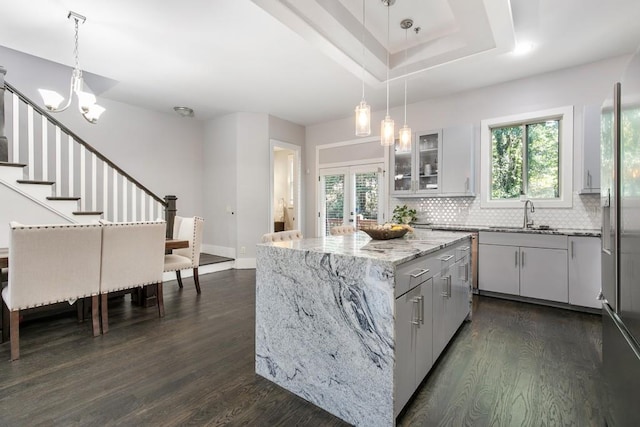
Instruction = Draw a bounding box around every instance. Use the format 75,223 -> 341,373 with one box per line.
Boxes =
164,195 -> 177,238
0,66 -> 8,162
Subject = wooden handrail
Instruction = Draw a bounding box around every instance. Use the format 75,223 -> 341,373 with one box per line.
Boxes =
4,81 -> 167,207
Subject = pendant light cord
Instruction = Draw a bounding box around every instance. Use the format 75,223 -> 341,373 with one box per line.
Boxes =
403,28 -> 408,125
361,0 -> 366,101
386,4 -> 390,116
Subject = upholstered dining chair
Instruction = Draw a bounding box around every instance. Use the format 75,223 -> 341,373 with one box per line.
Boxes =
99,220 -> 166,334
330,225 -> 357,236
260,230 -> 303,243
164,216 -> 204,294
2,222 -> 102,361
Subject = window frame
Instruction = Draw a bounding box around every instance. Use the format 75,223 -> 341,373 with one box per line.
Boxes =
480,106 -> 574,208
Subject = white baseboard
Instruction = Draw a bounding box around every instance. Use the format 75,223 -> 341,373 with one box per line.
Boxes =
234,257 -> 256,269
162,261 -> 235,282
202,244 -> 236,259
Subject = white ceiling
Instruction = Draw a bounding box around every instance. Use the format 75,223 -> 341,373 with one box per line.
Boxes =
1,0 -> 639,126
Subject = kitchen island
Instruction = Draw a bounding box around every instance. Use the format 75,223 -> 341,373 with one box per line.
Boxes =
255,229 -> 472,426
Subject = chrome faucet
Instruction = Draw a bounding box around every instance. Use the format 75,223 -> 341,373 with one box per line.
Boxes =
523,199 -> 535,228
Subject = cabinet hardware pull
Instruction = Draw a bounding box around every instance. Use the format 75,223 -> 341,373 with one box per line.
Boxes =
448,276 -> 452,298
460,246 -> 470,252
515,250 -> 518,267
439,254 -> 454,262
587,171 -> 591,188
411,297 -> 420,325
571,240 -> 575,258
464,263 -> 469,282
521,251 -> 525,267
419,296 -> 424,324
410,269 -> 430,278
441,277 -> 448,297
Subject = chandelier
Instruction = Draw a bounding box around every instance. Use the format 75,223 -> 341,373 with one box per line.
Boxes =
38,11 -> 105,124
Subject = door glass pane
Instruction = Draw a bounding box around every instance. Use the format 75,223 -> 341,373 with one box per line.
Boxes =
418,133 -> 439,191
393,139 -> 412,192
354,172 -> 379,229
323,174 -> 344,236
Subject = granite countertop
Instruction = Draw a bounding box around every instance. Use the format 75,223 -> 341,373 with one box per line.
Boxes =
257,229 -> 472,266
413,223 -> 601,237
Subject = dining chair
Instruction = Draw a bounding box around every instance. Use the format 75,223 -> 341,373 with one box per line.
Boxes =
99,220 -> 166,334
164,216 -> 204,294
1,222 -> 102,361
260,230 -> 303,243
330,225 -> 357,236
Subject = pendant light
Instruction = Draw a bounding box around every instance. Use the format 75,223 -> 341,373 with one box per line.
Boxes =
355,0 -> 371,136
398,19 -> 413,152
380,0 -> 395,147
38,12 -> 105,124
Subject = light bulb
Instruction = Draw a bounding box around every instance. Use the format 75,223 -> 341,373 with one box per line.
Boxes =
355,101 -> 371,136
381,115 -> 395,146
399,125 -> 412,152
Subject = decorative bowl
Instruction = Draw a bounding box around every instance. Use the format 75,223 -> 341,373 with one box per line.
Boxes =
361,227 -> 408,240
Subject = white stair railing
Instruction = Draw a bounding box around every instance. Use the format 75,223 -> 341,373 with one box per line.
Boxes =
3,81 -> 169,224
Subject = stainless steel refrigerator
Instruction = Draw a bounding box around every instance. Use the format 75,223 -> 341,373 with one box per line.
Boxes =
600,46 -> 640,427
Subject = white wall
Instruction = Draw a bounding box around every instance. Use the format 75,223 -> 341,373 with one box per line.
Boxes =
202,113 -> 303,266
1,46 -> 205,221
305,55 -> 631,237
203,114 -> 238,257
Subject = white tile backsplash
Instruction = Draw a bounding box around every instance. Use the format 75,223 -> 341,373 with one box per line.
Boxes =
393,193 -> 601,230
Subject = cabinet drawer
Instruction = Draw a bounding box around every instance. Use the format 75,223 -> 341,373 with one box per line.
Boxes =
479,231 -> 567,249
396,255 -> 438,297
454,242 -> 471,262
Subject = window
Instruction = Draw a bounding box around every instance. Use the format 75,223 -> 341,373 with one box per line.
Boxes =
480,106 -> 573,208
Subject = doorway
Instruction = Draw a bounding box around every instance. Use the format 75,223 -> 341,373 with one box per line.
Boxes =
270,140 -> 301,233
318,163 -> 385,236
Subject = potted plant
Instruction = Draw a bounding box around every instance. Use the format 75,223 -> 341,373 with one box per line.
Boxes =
392,205 -> 417,225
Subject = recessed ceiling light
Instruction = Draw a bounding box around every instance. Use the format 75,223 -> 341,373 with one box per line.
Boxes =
513,42 -> 535,55
173,106 -> 194,118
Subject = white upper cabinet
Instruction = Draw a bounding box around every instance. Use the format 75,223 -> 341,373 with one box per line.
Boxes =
580,104 -> 601,193
441,124 -> 474,196
390,124 -> 474,197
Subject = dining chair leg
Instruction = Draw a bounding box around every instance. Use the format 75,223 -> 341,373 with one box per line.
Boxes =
193,268 -> 201,294
1,300 -> 9,343
10,310 -> 19,361
101,293 -> 109,334
176,271 -> 184,288
157,282 -> 165,318
76,298 -> 84,323
91,295 -> 100,337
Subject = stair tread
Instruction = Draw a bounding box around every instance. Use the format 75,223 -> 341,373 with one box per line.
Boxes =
72,211 -> 103,215
0,162 -> 27,168
16,179 -> 55,185
47,196 -> 81,201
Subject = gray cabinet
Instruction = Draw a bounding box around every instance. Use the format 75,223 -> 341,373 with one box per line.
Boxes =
519,246 -> 568,303
391,125 -> 474,197
441,124 -> 474,196
568,236 -> 601,308
580,105 -> 601,194
478,232 -> 568,303
395,279 -> 433,417
391,129 -> 442,196
394,238 -> 471,416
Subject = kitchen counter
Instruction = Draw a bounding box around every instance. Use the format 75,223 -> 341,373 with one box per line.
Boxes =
255,230 -> 471,426
413,223 -> 600,237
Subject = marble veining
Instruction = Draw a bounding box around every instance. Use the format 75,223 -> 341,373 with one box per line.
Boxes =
255,230 -> 470,426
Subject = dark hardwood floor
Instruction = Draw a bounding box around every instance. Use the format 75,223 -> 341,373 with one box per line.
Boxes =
0,271 -> 602,426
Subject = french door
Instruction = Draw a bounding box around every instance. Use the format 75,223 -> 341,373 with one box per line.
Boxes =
318,163 -> 385,236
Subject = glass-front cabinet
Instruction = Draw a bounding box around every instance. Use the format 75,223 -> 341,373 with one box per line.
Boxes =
391,129 -> 442,196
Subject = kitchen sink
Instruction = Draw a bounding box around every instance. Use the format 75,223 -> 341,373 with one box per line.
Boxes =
488,226 -> 523,230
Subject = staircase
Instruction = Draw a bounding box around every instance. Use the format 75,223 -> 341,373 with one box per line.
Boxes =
0,71 -> 176,247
